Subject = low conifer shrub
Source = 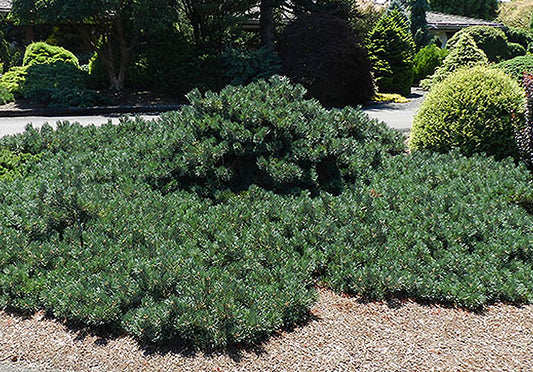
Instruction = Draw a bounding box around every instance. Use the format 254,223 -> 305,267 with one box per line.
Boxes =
0,77 -> 531,349
421,33 -> 488,89
497,55 -> 533,83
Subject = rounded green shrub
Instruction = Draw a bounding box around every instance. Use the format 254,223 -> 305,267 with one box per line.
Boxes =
277,12 -> 375,107
22,62 -> 108,108
0,66 -> 28,96
23,42 -> 79,68
497,55 -> 533,83
367,8 -> 415,96
421,33 -> 488,89
411,65 -> 526,160
446,26 -> 508,62
412,44 -> 448,84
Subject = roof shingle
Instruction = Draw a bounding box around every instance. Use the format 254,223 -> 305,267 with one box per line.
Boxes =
426,11 -> 503,31
0,0 -> 11,13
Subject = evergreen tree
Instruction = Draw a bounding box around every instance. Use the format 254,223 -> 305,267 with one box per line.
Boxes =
429,0 -> 498,21
409,0 -> 431,50
421,33 -> 488,89
367,8 -> 416,96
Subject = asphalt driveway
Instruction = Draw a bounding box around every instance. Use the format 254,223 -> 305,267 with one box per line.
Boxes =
362,87 -> 427,133
0,88 -> 426,138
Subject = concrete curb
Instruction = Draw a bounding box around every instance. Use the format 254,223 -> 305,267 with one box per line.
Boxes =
0,105 -> 182,118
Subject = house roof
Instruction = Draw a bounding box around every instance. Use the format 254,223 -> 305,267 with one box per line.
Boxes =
426,11 -> 504,31
0,0 -> 11,13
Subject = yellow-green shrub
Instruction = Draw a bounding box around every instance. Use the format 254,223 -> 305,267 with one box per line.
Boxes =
411,65 -> 525,160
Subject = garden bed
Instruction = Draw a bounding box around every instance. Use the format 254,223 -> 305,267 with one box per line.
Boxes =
1,288 -> 533,371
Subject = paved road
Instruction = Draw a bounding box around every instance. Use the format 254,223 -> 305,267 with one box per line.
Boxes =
362,87 -> 427,133
0,114 -> 159,138
0,89 -> 426,138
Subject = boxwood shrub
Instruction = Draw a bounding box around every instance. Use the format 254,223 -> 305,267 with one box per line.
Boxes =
412,65 -> 525,160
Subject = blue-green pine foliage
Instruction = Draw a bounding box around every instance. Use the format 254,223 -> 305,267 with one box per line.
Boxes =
0,77 -> 531,349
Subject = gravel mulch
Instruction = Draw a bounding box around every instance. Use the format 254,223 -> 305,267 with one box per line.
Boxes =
1,288 -> 533,371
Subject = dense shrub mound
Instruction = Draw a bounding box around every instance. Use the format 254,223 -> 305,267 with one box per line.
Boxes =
504,26 -> 533,50
446,26 -> 508,63
412,65 -> 525,160
412,44 -> 448,84
278,13 -> 375,107
0,42 -> 108,108
497,55 -> 533,83
507,42 -> 526,59
0,78 -> 531,349
23,42 -> 79,68
149,77 -> 404,196
421,33 -> 488,89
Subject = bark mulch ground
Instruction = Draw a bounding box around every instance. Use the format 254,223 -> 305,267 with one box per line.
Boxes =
1,288 -> 532,371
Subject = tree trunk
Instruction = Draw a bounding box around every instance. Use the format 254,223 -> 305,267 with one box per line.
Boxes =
260,0 -> 274,51
79,22 -> 131,91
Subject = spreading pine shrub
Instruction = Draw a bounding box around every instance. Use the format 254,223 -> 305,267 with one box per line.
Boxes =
446,26 -> 508,63
421,33 -> 488,89
0,77 -> 531,349
412,65 -> 525,160
0,77 -> 404,348
23,42 -> 80,68
367,8 -> 415,96
497,55 -> 533,83
278,12 -> 375,107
